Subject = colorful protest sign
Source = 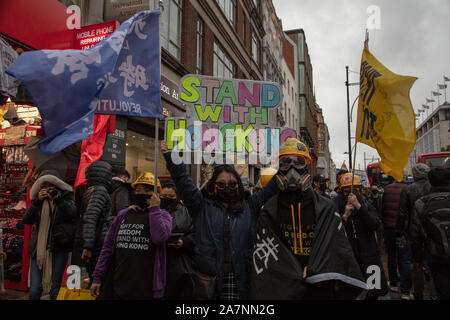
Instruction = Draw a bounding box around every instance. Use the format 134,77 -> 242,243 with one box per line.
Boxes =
165,75 -> 297,165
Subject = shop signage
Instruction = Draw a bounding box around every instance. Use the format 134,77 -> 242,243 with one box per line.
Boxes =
103,0 -> 150,23
74,20 -> 119,50
165,75 -> 297,165
101,116 -> 127,165
161,75 -> 181,106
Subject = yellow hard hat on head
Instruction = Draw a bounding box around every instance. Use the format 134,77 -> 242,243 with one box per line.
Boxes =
260,168 -> 277,187
132,172 -> 162,191
279,138 -> 311,164
339,173 -> 361,188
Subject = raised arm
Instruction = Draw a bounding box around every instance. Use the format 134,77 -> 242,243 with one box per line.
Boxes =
248,176 -> 279,215
161,141 -> 204,219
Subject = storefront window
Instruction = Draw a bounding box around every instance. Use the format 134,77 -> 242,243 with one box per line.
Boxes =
126,131 -> 171,183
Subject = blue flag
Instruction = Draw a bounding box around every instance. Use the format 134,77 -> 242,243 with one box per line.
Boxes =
6,10 -> 162,154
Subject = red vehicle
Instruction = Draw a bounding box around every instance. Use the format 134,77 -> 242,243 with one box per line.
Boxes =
366,162 -> 395,187
417,152 -> 450,169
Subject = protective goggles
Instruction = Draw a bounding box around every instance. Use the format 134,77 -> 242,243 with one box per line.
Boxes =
279,156 -> 307,172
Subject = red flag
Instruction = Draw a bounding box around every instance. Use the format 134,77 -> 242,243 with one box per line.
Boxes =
74,115 -> 115,189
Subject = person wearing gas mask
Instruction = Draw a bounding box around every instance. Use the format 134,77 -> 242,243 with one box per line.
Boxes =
334,173 -> 388,300
313,174 -> 331,199
161,140 -> 280,300
160,180 -> 197,300
249,138 -> 368,300
90,172 -> 172,300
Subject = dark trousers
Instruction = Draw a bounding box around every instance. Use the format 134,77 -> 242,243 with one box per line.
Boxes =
384,228 -> 412,295
429,263 -> 450,300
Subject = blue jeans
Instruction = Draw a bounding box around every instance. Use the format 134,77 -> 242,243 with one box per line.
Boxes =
29,251 -> 69,300
384,228 -> 412,295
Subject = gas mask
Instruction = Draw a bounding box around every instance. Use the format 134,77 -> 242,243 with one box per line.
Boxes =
275,167 -> 312,192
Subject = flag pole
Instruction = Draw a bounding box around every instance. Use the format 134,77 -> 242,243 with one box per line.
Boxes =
154,0 -> 164,194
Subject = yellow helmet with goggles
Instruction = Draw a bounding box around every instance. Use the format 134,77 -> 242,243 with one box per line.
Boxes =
279,138 -> 311,164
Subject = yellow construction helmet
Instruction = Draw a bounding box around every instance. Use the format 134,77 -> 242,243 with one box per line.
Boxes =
132,172 -> 162,191
260,168 -> 277,187
278,138 -> 311,164
339,173 -> 362,188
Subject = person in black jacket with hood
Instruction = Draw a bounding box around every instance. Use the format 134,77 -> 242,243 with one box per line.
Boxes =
160,180 -> 197,299
78,161 -> 113,286
110,167 -> 133,217
334,173 -> 388,299
22,170 -> 77,300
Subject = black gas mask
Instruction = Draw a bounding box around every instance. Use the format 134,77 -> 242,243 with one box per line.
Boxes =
275,157 -> 311,192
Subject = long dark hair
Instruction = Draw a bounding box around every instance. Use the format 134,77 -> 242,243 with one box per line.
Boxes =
205,164 -> 245,204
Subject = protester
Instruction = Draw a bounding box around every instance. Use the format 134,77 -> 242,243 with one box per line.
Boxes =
22,170 -> 77,300
78,161 -> 113,287
161,140 -> 280,300
396,163 -> 431,300
160,180 -> 197,300
110,167 -> 133,217
90,174 -> 172,300
369,183 -> 384,247
381,174 -> 409,296
249,139 -> 367,300
313,174 -> 330,198
409,168 -> 450,300
334,173 -> 388,299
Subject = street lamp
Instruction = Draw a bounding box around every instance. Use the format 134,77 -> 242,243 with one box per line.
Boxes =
346,66 -> 360,169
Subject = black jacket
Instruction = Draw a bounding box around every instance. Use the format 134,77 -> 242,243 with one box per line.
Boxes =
110,178 -> 132,217
23,174 -> 77,258
165,203 -> 197,299
79,161 -> 112,252
396,179 -> 431,234
249,190 -> 368,300
164,152 -> 279,299
334,194 -> 388,298
409,186 -> 450,264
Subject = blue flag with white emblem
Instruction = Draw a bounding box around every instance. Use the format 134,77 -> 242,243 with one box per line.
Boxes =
6,10 -> 162,154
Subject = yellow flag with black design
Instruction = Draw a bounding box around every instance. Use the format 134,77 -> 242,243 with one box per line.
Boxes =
355,45 -> 417,182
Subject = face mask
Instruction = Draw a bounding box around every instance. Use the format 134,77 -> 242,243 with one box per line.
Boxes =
371,189 -> 379,195
319,183 -> 327,192
216,187 -> 238,203
276,167 -> 311,192
160,197 -> 178,210
133,194 -> 151,209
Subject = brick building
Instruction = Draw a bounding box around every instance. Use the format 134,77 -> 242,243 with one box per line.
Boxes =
285,29 -> 318,174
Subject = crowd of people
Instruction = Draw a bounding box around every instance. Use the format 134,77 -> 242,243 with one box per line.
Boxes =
2,137 -> 449,300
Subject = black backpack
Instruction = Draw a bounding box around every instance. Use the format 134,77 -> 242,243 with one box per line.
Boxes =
422,193 -> 450,260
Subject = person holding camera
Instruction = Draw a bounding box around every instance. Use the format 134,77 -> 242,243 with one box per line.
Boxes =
22,170 -> 77,300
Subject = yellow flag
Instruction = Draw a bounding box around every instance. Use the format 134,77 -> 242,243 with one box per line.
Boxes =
355,45 -> 417,182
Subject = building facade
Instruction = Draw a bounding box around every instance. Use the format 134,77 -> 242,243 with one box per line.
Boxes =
316,105 -> 332,179
261,0 -> 284,127
408,103 -> 450,173
69,0 -> 265,184
281,34 -> 298,131
285,29 -> 318,175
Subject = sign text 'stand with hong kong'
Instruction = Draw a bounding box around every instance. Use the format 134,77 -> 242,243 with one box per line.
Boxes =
165,75 -> 297,165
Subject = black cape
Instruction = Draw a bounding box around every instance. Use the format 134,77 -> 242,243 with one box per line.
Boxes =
249,191 -> 368,300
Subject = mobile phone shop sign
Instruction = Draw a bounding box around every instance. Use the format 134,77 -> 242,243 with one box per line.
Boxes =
165,75 -> 297,165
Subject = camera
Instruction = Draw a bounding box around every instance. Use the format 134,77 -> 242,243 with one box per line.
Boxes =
46,187 -> 60,198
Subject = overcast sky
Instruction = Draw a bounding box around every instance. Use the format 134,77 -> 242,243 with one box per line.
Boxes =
272,0 -> 450,171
